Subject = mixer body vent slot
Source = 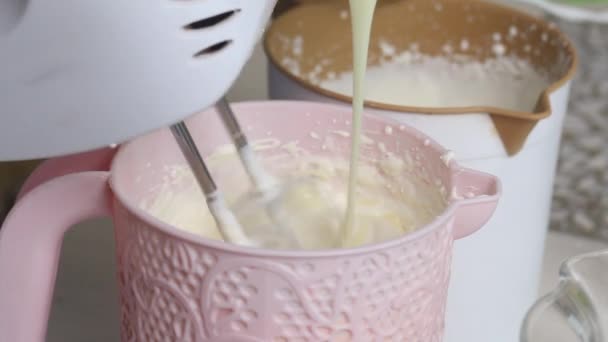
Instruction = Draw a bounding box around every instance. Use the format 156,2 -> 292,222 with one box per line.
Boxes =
194,40 -> 233,57
184,9 -> 241,30
184,8 -> 240,58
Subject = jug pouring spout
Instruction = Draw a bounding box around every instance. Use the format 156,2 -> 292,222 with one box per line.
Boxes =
450,168 -> 501,240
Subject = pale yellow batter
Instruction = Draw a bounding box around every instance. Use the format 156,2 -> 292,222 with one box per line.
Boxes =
144,137 -> 447,250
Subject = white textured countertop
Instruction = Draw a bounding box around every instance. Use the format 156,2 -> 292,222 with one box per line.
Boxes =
46,45 -> 608,341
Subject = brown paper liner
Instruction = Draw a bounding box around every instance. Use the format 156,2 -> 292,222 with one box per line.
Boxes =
264,0 -> 577,156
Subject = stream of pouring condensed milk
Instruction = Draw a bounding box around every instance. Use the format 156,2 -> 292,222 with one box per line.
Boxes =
342,0 -> 378,243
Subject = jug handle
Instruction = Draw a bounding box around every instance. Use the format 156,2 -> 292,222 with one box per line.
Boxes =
0,154 -> 114,341
451,167 -> 501,240
17,147 -> 117,200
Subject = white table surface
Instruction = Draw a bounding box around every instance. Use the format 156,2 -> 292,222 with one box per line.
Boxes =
46,45 -> 608,341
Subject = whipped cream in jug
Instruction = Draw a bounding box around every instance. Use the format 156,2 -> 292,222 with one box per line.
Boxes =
145,137 -> 448,250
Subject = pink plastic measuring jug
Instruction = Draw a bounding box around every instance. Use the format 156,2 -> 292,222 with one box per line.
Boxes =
0,101 -> 500,341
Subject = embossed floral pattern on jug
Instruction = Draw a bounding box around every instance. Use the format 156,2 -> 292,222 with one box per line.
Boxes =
115,202 -> 452,341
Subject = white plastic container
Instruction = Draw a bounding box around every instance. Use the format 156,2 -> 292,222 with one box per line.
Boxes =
264,1 -> 577,341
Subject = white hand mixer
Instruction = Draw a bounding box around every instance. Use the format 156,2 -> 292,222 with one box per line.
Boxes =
0,0 -> 332,248
0,0 -> 276,160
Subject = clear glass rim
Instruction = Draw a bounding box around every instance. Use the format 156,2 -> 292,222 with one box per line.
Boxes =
521,249 -> 608,342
